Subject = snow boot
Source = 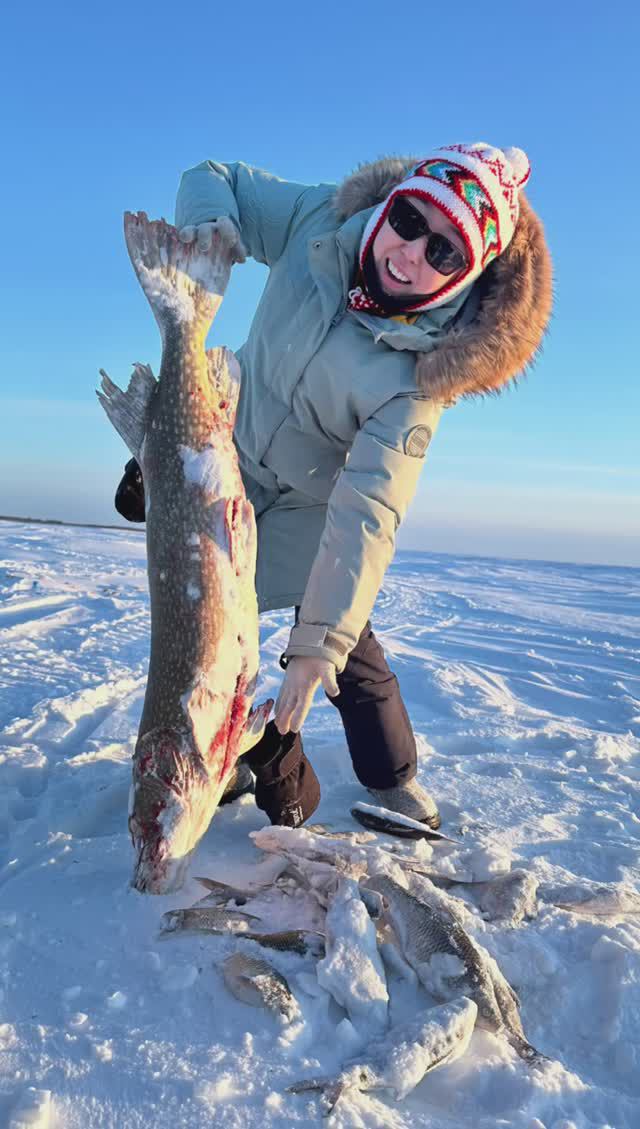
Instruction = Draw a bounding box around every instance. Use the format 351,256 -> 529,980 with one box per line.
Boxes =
219,760 -> 255,805
366,778 -> 441,830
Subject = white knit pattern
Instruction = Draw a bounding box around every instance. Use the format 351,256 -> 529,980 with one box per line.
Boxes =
353,141 -> 531,313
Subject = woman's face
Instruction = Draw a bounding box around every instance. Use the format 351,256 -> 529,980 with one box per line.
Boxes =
372,195 -> 468,299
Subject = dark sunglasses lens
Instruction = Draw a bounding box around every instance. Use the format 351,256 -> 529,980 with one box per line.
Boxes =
388,196 -> 425,240
389,197 -> 467,276
426,234 -> 467,276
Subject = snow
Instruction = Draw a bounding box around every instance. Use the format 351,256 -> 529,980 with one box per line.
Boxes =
316,877 -> 389,1035
8,1087 -> 51,1129
179,440 -> 228,498
1,520 -> 639,1127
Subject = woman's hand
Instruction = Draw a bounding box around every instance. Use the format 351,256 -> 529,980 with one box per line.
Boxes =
274,657 -> 340,735
178,218 -> 247,264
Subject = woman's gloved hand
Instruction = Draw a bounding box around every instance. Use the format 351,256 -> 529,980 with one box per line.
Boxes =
177,218 -> 247,264
274,657 -> 340,735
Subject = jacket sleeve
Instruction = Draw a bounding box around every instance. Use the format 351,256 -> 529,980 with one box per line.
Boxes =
175,159 -> 312,267
283,394 -> 446,672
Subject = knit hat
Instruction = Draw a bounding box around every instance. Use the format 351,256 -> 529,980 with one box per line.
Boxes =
349,142 -> 531,315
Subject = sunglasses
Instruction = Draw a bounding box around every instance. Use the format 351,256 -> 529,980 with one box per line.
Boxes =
387,196 -> 468,277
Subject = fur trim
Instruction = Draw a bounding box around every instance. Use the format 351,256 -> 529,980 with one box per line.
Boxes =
332,157 -> 553,401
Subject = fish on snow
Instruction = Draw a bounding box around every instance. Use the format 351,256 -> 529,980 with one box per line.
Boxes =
316,876 -> 389,1035
221,952 -> 300,1022
364,874 -> 545,1064
288,997 -> 477,1113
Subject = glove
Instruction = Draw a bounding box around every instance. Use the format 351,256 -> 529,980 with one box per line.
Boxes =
243,723 -> 321,827
115,458 -> 145,523
177,217 -> 247,264
177,219 -> 247,297
274,657 -> 340,735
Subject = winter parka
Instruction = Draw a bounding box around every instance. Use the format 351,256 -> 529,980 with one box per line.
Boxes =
175,158 -> 553,672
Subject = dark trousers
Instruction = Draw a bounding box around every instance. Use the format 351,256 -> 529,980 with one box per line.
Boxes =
319,615 -> 417,789
248,609 -> 417,794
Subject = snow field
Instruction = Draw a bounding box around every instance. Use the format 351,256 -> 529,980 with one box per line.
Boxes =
0,520 -> 638,1127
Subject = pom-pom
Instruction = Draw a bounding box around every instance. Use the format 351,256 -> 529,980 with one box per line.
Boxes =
503,146 -> 531,187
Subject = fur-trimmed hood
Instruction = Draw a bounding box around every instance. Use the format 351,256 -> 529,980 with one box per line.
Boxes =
332,157 -> 553,401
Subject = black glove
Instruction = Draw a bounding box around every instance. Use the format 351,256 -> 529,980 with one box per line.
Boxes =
115,458 -> 145,523
243,722 -> 320,827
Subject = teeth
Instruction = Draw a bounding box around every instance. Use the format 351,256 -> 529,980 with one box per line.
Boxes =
387,258 -> 410,283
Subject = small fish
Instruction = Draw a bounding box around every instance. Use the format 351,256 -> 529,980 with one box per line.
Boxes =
280,859 -> 343,908
306,824 -> 378,845
240,930 -> 325,957
364,874 -> 544,1064
194,856 -> 289,904
221,952 -> 300,1021
351,802 -> 458,843
159,906 -> 260,936
463,870 -> 539,925
288,997 -> 477,1112
250,825 -> 399,889
316,877 -> 388,1034
539,880 -> 640,916
98,212 -> 271,894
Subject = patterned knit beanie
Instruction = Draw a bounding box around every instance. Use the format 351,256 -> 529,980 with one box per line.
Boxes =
349,142 -> 531,315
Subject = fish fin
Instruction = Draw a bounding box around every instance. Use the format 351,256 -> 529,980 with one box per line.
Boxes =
506,1030 -> 549,1065
241,930 -> 325,956
287,1077 -> 346,1110
194,876 -> 224,891
206,347 -> 241,424
97,362 -> 157,459
238,698 -> 273,756
193,876 -> 245,897
123,211 -> 227,333
287,1077 -> 332,1094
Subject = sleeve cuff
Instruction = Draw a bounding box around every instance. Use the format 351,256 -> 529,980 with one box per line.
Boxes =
282,622 -> 351,673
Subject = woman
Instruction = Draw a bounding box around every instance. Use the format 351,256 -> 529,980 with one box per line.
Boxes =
116,143 -> 553,830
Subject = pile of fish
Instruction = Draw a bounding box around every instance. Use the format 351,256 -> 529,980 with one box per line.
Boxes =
160,807 -> 640,1112
156,807 -> 640,1113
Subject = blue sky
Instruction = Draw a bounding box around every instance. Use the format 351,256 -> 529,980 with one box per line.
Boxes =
1,0 -> 638,565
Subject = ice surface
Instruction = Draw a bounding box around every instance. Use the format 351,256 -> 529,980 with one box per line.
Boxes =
1,524 -> 639,1128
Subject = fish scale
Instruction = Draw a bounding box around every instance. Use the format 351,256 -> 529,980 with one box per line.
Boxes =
221,953 -> 300,1022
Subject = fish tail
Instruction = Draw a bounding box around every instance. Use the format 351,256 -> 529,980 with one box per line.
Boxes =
123,211 -> 226,335
287,1079 -> 346,1113
507,1030 -> 548,1065
287,1078 -> 329,1094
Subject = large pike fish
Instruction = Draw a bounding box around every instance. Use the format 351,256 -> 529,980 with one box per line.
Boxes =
98,212 -> 270,894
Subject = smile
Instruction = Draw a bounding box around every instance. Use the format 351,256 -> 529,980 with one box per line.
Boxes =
386,258 -> 411,284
